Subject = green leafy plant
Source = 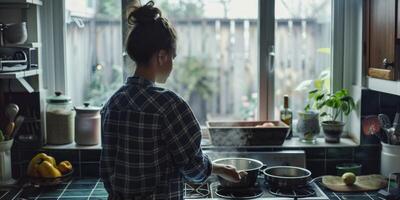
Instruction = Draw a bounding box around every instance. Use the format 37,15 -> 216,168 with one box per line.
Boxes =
305,89 -> 355,121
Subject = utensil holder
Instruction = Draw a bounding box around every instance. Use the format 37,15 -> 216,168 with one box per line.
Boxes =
0,139 -> 16,186
381,142 -> 400,178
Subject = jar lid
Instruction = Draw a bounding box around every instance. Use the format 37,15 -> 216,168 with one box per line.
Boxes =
47,91 -> 71,104
75,102 -> 102,113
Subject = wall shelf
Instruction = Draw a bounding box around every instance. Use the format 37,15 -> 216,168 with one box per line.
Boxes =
0,68 -> 39,79
0,69 -> 39,93
0,0 -> 42,6
2,42 -> 41,48
366,77 -> 400,96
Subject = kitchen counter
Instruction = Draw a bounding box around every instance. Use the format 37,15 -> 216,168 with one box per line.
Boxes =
0,177 -> 386,200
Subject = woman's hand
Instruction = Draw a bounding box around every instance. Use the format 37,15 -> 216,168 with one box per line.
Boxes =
212,163 -> 247,183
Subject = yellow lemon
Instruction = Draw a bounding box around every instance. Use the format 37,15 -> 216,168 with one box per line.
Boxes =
342,172 -> 356,185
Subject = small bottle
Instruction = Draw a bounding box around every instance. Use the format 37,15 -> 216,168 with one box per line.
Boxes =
280,95 -> 293,139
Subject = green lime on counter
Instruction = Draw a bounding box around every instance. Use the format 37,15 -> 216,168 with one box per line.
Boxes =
342,172 -> 356,185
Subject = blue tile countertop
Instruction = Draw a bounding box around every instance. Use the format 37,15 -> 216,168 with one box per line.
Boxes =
1,177 -> 389,200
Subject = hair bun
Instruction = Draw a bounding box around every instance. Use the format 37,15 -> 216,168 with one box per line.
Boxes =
128,1 -> 162,25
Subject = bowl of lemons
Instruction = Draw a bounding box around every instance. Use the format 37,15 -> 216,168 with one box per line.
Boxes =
26,153 -> 74,186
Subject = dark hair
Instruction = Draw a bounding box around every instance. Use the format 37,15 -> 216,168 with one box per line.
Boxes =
126,1 -> 177,66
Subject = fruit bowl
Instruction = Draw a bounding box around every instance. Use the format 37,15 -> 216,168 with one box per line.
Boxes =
28,169 -> 74,187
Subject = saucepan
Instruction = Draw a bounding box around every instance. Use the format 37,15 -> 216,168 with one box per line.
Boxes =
213,157 -> 264,188
262,166 -> 312,189
0,22 -> 28,46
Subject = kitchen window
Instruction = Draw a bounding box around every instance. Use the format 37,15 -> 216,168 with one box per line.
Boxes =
44,0 -> 337,130
65,0 -> 123,106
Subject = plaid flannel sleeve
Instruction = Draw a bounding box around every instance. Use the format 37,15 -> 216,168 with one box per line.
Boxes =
163,99 -> 212,183
100,109 -> 118,193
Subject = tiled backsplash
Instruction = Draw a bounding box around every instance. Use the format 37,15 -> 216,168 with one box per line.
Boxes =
10,89 -> 392,178
11,145 -> 381,178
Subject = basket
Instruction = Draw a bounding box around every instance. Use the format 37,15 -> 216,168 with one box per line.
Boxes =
207,121 -> 289,146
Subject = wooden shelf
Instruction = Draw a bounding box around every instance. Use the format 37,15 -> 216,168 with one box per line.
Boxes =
0,68 -> 39,79
2,42 -> 42,48
0,0 -> 42,6
366,76 -> 400,96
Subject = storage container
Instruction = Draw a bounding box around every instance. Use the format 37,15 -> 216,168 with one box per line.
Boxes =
75,103 -> 101,145
381,142 -> 400,178
46,92 -> 75,145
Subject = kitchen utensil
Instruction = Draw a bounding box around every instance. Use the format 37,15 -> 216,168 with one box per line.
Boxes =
394,113 -> 400,126
207,121 -> 289,146
262,166 -> 312,189
74,103 -> 101,145
4,122 -> 14,140
379,114 -> 392,129
362,115 -> 381,136
5,103 -> 19,122
11,116 -> 24,139
322,174 -> 387,192
336,163 -> 362,176
213,157 -> 264,188
2,22 -> 27,45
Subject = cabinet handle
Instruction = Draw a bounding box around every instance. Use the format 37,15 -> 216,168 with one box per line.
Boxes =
383,58 -> 394,69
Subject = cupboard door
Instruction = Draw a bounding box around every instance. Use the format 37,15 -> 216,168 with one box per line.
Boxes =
398,0 -> 400,39
368,0 -> 396,79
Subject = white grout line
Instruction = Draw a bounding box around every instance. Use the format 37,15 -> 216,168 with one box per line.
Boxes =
86,178 -> 101,200
34,192 -> 40,200
11,188 -> 23,200
365,192 -> 374,200
57,179 -> 73,200
332,192 -> 341,200
0,190 -> 9,199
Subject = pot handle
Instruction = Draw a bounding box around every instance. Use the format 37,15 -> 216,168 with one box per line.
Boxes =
307,176 -> 323,185
259,164 -> 268,173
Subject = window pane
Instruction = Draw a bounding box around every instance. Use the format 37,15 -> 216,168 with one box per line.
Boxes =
65,0 -> 123,106
273,0 -> 332,131
158,0 -> 259,125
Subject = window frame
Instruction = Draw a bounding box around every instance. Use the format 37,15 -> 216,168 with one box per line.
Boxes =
42,0 -> 360,138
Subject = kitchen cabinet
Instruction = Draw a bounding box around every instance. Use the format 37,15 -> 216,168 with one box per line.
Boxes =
365,0 -> 397,81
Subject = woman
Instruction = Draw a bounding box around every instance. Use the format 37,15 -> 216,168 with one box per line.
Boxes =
100,1 -> 242,199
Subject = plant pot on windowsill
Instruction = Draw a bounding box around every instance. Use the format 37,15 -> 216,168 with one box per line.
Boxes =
321,120 -> 345,143
305,88 -> 355,144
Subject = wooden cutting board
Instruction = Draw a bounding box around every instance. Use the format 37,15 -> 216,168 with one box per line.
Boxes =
322,174 -> 387,192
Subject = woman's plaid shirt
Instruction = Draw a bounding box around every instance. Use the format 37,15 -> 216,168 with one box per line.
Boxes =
100,76 -> 212,199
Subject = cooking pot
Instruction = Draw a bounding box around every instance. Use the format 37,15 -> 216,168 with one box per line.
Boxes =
213,157 -> 264,188
1,22 -> 28,45
262,166 -> 312,189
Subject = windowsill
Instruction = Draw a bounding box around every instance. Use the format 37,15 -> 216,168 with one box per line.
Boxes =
41,137 -> 358,150
201,137 -> 358,149
42,142 -> 102,150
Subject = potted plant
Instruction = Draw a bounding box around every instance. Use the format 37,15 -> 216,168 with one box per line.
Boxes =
306,89 -> 355,143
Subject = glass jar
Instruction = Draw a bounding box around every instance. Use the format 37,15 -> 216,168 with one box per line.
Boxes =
297,111 -> 320,144
46,91 -> 75,145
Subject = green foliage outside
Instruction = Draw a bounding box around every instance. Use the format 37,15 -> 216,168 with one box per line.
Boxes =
97,0 -> 121,19
85,65 -> 123,106
166,56 -> 217,102
158,0 -> 204,19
